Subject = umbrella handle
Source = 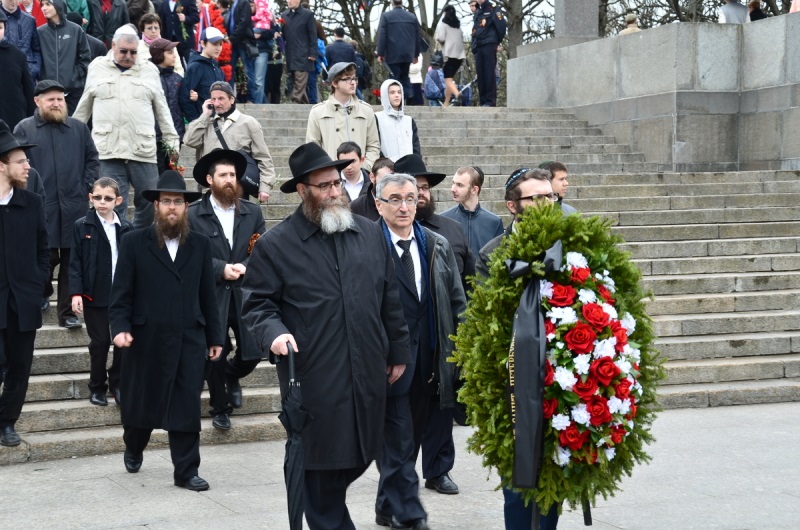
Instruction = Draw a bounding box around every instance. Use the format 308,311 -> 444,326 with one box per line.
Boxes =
287,342 -> 296,384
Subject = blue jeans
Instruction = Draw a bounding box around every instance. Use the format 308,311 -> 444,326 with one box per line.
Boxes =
502,488 -> 560,530
306,74 -> 319,104
252,51 -> 269,104
100,159 -> 158,229
230,45 -> 259,103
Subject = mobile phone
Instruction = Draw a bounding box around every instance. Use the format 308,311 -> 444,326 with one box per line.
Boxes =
206,104 -> 215,115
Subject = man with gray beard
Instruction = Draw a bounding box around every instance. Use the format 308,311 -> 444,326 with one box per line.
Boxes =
242,142 -> 412,529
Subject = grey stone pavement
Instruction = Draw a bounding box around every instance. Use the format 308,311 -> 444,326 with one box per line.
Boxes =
1,402 -> 798,529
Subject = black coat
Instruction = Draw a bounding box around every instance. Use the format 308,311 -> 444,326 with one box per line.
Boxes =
14,111 -> 99,248
157,0 -> 199,53
228,0 -> 255,46
188,193 -> 266,361
242,206 -> 412,470
86,0 -> 130,45
0,189 -> 50,332
419,213 -> 475,293
0,41 -> 35,131
350,182 -> 379,221
109,228 -> 223,431
376,6 -> 421,64
68,209 -> 133,308
85,33 -> 107,61
281,6 -> 316,73
325,39 -> 356,66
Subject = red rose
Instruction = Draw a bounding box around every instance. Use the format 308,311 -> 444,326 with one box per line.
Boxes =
582,303 -> 610,331
597,284 -> 616,305
570,267 -> 591,284
610,320 -> 628,352
544,319 -> 556,339
573,375 -> 598,401
544,359 -> 554,386
627,398 -> 638,419
614,378 -> 633,399
586,395 -> 613,426
559,423 -> 589,451
543,398 -> 558,419
589,357 -> 621,386
549,283 -> 577,307
564,322 -> 597,355
610,425 -> 626,444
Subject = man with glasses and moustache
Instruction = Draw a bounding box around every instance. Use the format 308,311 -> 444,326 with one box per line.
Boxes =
242,143 -> 412,529
74,25 -> 179,229
110,170 -> 223,491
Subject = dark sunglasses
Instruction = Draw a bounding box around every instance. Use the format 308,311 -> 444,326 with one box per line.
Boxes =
91,195 -> 117,202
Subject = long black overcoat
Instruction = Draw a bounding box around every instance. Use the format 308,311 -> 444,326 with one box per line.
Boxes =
188,192 -> 266,360
14,112 -> 99,248
109,228 -> 223,432
281,6 -> 317,73
241,206 -> 412,470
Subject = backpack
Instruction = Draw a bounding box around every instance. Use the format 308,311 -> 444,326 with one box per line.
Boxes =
424,69 -> 445,100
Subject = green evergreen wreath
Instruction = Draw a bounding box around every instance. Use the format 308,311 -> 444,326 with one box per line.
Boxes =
452,204 -> 665,512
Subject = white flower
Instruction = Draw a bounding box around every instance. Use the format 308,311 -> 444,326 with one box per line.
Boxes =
615,358 -> 632,375
552,414 -> 571,431
554,446 -> 571,467
547,307 -> 578,326
633,380 -> 643,396
556,341 -> 565,350
607,396 -> 625,414
571,403 -> 590,426
540,279 -> 553,299
595,270 -> 617,293
593,337 -> 617,359
578,289 -> 597,304
620,312 -> 637,334
554,367 -> 577,391
602,303 -> 618,320
566,252 -> 588,270
604,447 -> 616,461
573,354 -> 591,375
546,332 -> 556,342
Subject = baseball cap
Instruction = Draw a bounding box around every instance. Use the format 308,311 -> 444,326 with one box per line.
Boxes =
201,27 -> 225,43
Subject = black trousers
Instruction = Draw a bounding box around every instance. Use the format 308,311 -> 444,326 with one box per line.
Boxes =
0,301 -> 36,428
266,63 -> 283,104
387,62 -> 412,102
123,425 -> 200,482
375,393 -> 427,523
83,305 -> 121,393
45,248 -> 75,324
206,297 -> 259,415
409,368 -> 456,480
304,465 -> 370,530
474,44 -> 498,107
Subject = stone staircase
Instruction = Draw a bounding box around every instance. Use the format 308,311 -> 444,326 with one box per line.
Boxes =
2,105 -> 798,465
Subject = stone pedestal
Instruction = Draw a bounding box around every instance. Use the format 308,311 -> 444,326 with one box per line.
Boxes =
555,0 -> 599,38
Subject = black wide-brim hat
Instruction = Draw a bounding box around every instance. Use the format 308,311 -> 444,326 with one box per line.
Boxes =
0,128 -> 37,158
193,149 -> 248,187
142,170 -> 203,203
280,142 -> 353,194
394,154 -> 446,188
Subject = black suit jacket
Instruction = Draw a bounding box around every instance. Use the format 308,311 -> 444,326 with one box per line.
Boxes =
419,213 -> 475,293
0,189 -> 50,332
158,0 -> 199,52
228,0 -> 255,45
350,182 -> 379,222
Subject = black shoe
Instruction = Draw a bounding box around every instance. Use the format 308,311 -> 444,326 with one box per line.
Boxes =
212,413 -> 231,430
375,512 -> 392,527
0,425 -> 21,447
62,317 -> 82,329
113,388 -> 121,405
89,392 -> 108,406
391,516 -> 429,530
226,375 -> 243,409
174,476 -> 209,491
424,472 -> 459,494
123,450 -> 143,473
41,299 -> 50,312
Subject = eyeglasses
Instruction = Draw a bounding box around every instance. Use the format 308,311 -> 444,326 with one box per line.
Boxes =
4,158 -> 30,166
158,198 -> 186,206
305,179 -> 344,192
416,185 -> 430,193
519,193 -> 556,201
118,49 -> 138,55
91,194 -> 117,202
337,77 -> 358,84
378,196 -> 418,208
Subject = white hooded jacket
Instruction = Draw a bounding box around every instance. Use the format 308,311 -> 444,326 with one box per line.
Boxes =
374,79 -> 421,161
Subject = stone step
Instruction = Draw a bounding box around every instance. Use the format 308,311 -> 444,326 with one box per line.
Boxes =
652,308 -> 800,338
34,325 -> 89,349
0,413 -> 284,465
612,221 -> 800,243
655,330 -> 800,362
15,387 -> 281,434
656,377 -> 800,409
663,353 -> 800,386
641,270 -> 800,295
633,253 -> 799,276
420,153 -> 647,165
563,192 -> 800,213
622,237 -> 800,259
568,170 -> 800,186
647,289 -> 800,316
573,180 -> 800,199
606,207 -> 800,227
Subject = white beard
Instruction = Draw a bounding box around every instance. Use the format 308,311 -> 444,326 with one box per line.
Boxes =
319,205 -> 355,234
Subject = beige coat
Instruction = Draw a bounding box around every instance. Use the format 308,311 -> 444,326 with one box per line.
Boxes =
74,56 -> 179,163
183,110 -> 276,193
305,95 -> 381,172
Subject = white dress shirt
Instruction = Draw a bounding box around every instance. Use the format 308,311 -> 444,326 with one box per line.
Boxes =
388,228 -> 422,300
343,171 -> 364,201
210,194 -> 236,249
0,188 -> 13,205
97,211 -> 122,283
165,237 -> 179,261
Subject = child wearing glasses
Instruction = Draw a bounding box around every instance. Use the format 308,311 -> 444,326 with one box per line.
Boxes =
68,177 -> 133,407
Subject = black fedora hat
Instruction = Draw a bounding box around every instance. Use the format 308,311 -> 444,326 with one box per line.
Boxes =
142,170 -> 203,203
193,149 -> 248,188
394,154 -> 446,188
0,120 -> 37,158
280,142 -> 353,194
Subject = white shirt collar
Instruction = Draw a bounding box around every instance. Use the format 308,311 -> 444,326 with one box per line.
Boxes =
0,188 -> 13,206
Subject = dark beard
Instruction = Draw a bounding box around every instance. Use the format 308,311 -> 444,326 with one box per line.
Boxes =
415,198 -> 436,221
40,107 -> 68,124
210,181 -> 241,210
9,173 -> 28,189
301,188 -> 354,234
155,209 -> 190,247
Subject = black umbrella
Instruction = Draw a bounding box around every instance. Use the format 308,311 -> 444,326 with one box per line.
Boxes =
279,343 -> 308,530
